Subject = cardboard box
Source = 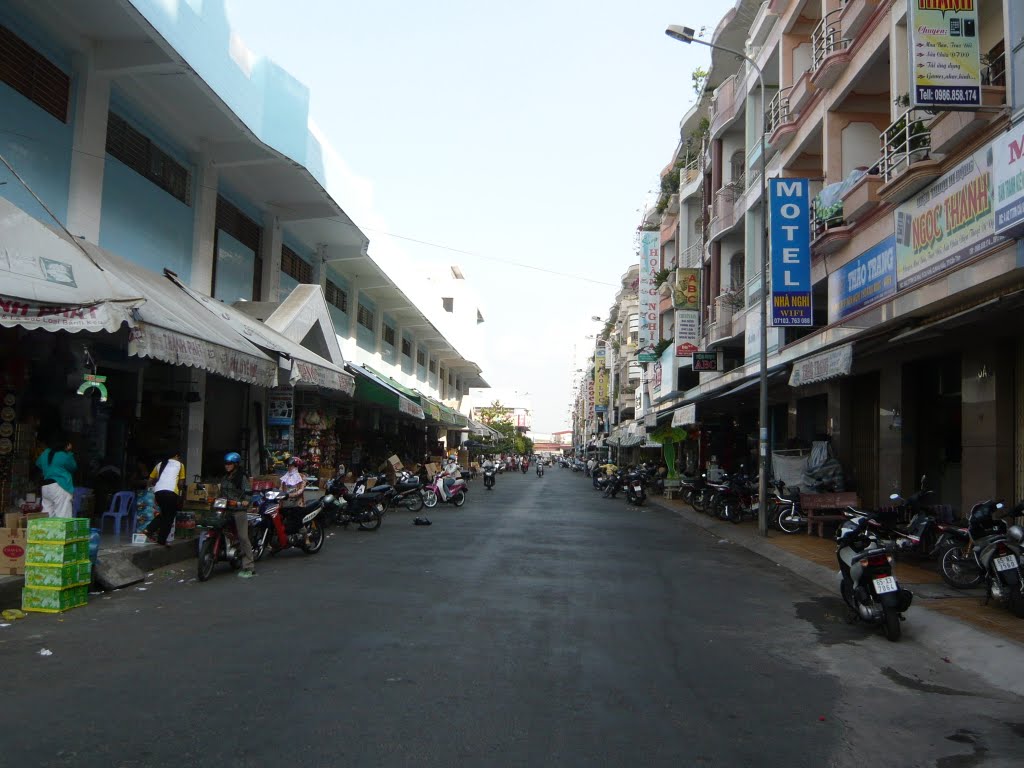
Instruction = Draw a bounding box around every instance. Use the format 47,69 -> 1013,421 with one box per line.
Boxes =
424,463 -> 438,477
387,455 -> 403,470
22,584 -> 88,613
1,528 -> 26,575
25,539 -> 89,566
24,561 -> 91,588
186,482 -> 219,503
4,512 -> 21,529
27,517 -> 89,542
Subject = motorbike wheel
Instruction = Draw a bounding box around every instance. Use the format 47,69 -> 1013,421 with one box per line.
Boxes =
690,491 -> 705,514
302,519 -> 325,553
883,608 -> 902,642
197,536 -> 216,582
776,507 -> 804,535
453,490 -> 467,507
403,493 -> 425,513
939,545 -> 984,589
423,489 -> 438,509
251,528 -> 268,563
358,509 -> 383,531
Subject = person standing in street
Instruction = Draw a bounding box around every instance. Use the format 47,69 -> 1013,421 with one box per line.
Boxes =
36,436 -> 76,518
144,449 -> 185,546
221,451 -> 255,579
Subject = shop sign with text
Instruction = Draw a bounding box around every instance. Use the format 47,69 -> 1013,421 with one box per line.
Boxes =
638,232 -> 660,362
692,351 -> 719,371
594,346 -> 608,413
769,178 -> 813,326
894,137 -> 1004,290
828,236 -> 896,323
993,124 -> 1024,236
909,0 -> 981,110
675,309 -> 699,357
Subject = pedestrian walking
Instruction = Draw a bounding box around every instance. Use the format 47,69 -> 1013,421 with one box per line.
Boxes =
36,436 -> 76,518
144,449 -> 185,545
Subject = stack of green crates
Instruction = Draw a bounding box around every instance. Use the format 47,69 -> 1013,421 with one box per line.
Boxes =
22,518 -> 91,613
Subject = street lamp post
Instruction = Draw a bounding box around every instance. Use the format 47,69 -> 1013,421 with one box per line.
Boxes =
666,24 -> 770,536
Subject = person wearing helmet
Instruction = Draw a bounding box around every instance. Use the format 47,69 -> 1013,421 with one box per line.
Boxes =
280,457 -> 306,508
221,451 -> 255,579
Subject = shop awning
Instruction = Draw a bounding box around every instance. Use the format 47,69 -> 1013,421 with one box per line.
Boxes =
0,197 -> 143,333
348,364 -> 424,419
437,402 -> 469,429
73,245 -> 279,388
166,275 -> 355,395
788,343 -> 853,387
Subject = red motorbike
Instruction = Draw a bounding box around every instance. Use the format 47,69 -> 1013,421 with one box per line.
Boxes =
423,472 -> 469,508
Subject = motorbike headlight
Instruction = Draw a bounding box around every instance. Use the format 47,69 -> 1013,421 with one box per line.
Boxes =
322,494 -> 335,504
213,499 -> 227,509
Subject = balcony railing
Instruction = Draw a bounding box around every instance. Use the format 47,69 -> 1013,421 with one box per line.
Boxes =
879,108 -> 932,183
680,242 -> 703,269
811,9 -> 850,73
765,87 -> 792,136
982,50 -> 1006,87
811,195 -> 845,239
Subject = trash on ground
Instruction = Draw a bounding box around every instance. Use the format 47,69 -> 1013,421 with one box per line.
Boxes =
38,648 -> 53,656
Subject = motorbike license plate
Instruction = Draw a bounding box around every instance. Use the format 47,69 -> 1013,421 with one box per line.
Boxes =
873,576 -> 898,594
994,554 -> 1019,572
633,485 -> 642,492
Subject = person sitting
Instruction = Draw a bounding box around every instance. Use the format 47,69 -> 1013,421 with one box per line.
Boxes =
280,457 -> 306,508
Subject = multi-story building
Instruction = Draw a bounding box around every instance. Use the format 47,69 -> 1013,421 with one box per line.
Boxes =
0,0 -> 486,507
641,0 -> 1024,513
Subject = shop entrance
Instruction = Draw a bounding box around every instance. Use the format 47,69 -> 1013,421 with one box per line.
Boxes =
910,355 -> 962,511
849,372 -> 879,508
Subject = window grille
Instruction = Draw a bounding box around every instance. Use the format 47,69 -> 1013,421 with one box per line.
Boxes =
401,338 -> 412,357
383,324 -> 396,346
107,112 -> 192,205
325,280 -> 347,312
0,25 -> 69,122
281,245 -> 312,283
357,304 -> 374,330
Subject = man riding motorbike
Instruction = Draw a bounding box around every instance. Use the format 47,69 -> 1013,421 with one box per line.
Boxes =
221,451 -> 256,579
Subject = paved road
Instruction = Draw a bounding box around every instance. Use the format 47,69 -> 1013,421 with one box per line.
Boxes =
1,468 -> 1022,767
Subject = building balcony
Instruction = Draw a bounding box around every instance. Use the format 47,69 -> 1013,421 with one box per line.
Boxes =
840,173 -> 884,224
747,1 -> 779,48
809,9 -> 851,91
766,87 -> 795,150
877,108 -> 942,204
928,86 -> 1006,155
680,242 -> 703,269
788,72 -> 816,119
710,75 -> 740,138
708,181 -> 744,241
679,157 -> 703,200
840,0 -> 883,43
811,196 -> 854,257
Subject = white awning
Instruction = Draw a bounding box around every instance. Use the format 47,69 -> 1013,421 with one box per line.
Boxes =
789,343 -> 853,387
167,276 -> 355,396
0,197 -> 142,333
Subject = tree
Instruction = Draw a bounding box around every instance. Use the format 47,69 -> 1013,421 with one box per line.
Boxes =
479,401 -> 517,454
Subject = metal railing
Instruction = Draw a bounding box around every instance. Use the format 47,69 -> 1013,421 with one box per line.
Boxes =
811,9 -> 850,72
981,49 -> 1006,86
765,87 -> 791,135
811,196 -> 845,239
680,242 -> 703,269
879,108 -> 932,183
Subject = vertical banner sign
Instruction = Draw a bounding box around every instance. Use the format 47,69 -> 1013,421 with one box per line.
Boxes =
673,267 -> 700,357
909,1 -> 981,110
769,178 -> 813,326
638,232 -> 660,362
594,347 -> 608,414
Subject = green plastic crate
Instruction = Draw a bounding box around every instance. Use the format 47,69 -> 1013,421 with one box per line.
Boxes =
22,584 -> 88,613
25,539 -> 89,565
26,517 -> 90,542
24,561 -> 91,588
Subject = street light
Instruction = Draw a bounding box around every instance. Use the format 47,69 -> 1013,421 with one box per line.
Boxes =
666,23 -> 770,537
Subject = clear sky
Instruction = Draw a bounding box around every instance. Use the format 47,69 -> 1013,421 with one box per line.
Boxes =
224,0 -> 735,431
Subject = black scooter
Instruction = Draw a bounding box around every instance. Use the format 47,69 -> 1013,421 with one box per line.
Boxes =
887,476 -> 937,557
483,466 -> 496,489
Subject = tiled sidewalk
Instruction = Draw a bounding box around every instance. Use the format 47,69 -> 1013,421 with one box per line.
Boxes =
656,497 -> 1024,647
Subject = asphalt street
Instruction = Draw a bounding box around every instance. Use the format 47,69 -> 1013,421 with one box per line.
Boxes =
1,467 -> 1022,767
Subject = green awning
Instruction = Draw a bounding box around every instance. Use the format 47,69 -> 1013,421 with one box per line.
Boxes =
349,364 -> 424,420
362,365 -> 464,427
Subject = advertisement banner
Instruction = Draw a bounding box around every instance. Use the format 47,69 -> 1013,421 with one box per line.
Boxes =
692,351 -> 719,371
638,231 -> 660,362
673,268 -> 701,309
909,1 -> 981,110
769,178 -> 813,326
894,138 -> 1004,290
828,236 -> 897,323
993,124 -> 1024,236
594,347 -> 608,413
267,388 -> 294,426
674,309 -> 699,357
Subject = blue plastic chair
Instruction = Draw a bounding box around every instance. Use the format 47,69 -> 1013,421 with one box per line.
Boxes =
72,487 -> 91,517
100,491 -> 136,536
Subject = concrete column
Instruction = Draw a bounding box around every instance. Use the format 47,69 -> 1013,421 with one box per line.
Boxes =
348,280 -> 361,339
66,59 -> 110,242
373,301 -> 384,356
961,342 -> 1015,512
259,212 -> 282,303
823,112 -> 845,185
878,364 -> 903,498
190,158 -> 218,292
186,372 -> 207,483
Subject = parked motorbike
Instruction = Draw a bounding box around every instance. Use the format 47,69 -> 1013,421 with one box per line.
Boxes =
602,470 -> 625,499
197,497 -> 261,581
708,468 -> 757,523
392,471 -> 425,512
886,477 -> 938,557
624,468 -> 647,506
940,500 -> 1024,616
254,489 -> 325,557
323,473 -> 393,531
679,473 -> 708,513
836,510 -> 913,641
483,466 -> 496,489
772,481 -> 807,534
423,472 -> 469,508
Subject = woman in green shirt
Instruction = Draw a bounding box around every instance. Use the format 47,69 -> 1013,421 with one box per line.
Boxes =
36,437 -> 77,518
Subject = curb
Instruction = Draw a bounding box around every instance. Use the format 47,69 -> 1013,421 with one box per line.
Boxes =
0,538 -> 196,610
648,495 -> 1024,697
